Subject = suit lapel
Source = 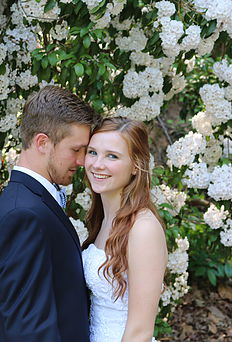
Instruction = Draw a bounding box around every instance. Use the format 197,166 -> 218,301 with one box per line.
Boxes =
41,189 -> 82,254
10,170 -> 82,256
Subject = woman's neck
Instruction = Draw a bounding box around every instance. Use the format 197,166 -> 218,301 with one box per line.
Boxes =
101,192 -> 121,224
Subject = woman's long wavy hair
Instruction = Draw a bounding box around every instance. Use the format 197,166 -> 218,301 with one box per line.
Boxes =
82,117 -> 165,300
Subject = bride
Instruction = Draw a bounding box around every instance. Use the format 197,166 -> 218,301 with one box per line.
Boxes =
82,117 -> 167,342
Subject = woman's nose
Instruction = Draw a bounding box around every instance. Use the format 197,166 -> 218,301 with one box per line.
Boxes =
92,156 -> 104,169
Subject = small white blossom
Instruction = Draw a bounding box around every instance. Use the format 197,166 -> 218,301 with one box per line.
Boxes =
70,218 -> 89,245
192,111 -> 213,136
167,131 -> 206,168
208,164 -> 232,201
115,27 -> 148,52
155,0 -> 176,18
167,236 -> 189,274
151,184 -> 186,216
204,204 -> 229,229
75,188 -> 92,211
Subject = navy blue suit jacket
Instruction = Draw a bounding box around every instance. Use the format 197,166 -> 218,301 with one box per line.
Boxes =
0,171 -> 89,342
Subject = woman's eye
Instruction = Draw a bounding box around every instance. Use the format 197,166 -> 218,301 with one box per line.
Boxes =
108,154 -> 118,159
87,150 -> 97,156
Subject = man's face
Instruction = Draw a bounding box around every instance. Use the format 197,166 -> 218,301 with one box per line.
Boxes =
46,123 -> 90,185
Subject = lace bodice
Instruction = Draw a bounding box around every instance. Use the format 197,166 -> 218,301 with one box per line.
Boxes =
82,243 -> 156,342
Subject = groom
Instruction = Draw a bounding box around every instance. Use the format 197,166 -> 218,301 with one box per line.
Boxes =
0,86 -> 100,342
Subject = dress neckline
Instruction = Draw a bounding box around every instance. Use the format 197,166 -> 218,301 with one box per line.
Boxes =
90,243 -> 105,254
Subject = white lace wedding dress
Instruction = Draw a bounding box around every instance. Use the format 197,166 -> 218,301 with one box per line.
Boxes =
82,243 -> 156,342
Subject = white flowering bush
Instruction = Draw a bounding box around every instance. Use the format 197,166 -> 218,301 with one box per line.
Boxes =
1,0 -> 232,338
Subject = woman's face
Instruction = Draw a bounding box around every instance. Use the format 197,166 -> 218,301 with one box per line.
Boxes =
85,131 -> 135,196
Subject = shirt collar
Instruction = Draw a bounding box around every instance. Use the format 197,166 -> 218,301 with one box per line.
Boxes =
13,166 -> 59,203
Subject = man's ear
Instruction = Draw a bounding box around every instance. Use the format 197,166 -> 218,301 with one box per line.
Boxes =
34,133 -> 51,153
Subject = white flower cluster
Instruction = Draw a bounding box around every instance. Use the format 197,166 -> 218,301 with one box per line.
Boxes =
115,92 -> 163,121
196,83 -> 232,126
180,25 -> 201,52
60,0 -> 73,3
182,162 -> 210,189
165,72 -> 187,101
81,0 -> 104,10
123,67 -> 163,99
154,2 -> 202,57
111,17 -> 132,31
197,30 -> 220,56
4,148 -> 18,172
0,114 -> 17,132
84,0 -> 126,28
16,70 -> 38,90
213,59 -> 232,85
4,26 -> 37,54
151,184 -> 186,216
50,21 -> 69,41
0,71 -> 10,101
204,204 -> 229,229
193,0 -> 232,38
170,272 -> 190,301
201,139 -> 222,166
6,97 -> 25,115
208,164 -> 232,201
75,188 -> 92,211
0,43 -> 7,64
130,51 -> 155,67
156,0 -> 176,18
115,26 -> 147,52
158,17 -> 184,57
192,111 -> 213,136
220,219 -> 232,247
21,0 -> 60,21
161,236 -> 190,306
70,218 -> 89,245
167,236 -> 189,274
167,131 -> 206,168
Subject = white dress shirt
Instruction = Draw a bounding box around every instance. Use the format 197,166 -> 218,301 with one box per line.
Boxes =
13,166 -> 61,205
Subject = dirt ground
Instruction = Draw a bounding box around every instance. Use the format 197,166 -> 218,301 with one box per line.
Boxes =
160,280 -> 232,342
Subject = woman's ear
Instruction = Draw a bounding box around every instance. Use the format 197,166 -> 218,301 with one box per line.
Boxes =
132,166 -> 137,175
34,133 -> 51,154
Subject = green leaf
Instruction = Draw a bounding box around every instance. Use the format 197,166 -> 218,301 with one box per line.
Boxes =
39,68 -> 51,82
0,64 -> 6,75
48,52 -> 58,66
74,63 -> 84,76
97,64 -> 106,76
80,26 -> 89,38
41,56 -> 49,69
69,26 -> 81,35
195,267 -> 206,276
205,19 -> 217,38
85,65 -> 92,76
32,60 -> 41,75
89,0 -> 106,15
83,35 -> 91,49
46,43 -> 56,52
91,29 -> 103,40
224,264 -> 232,278
207,269 -> 217,286
44,0 -> 57,13
92,99 -> 103,111
59,67 -> 69,86
162,75 -> 172,94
